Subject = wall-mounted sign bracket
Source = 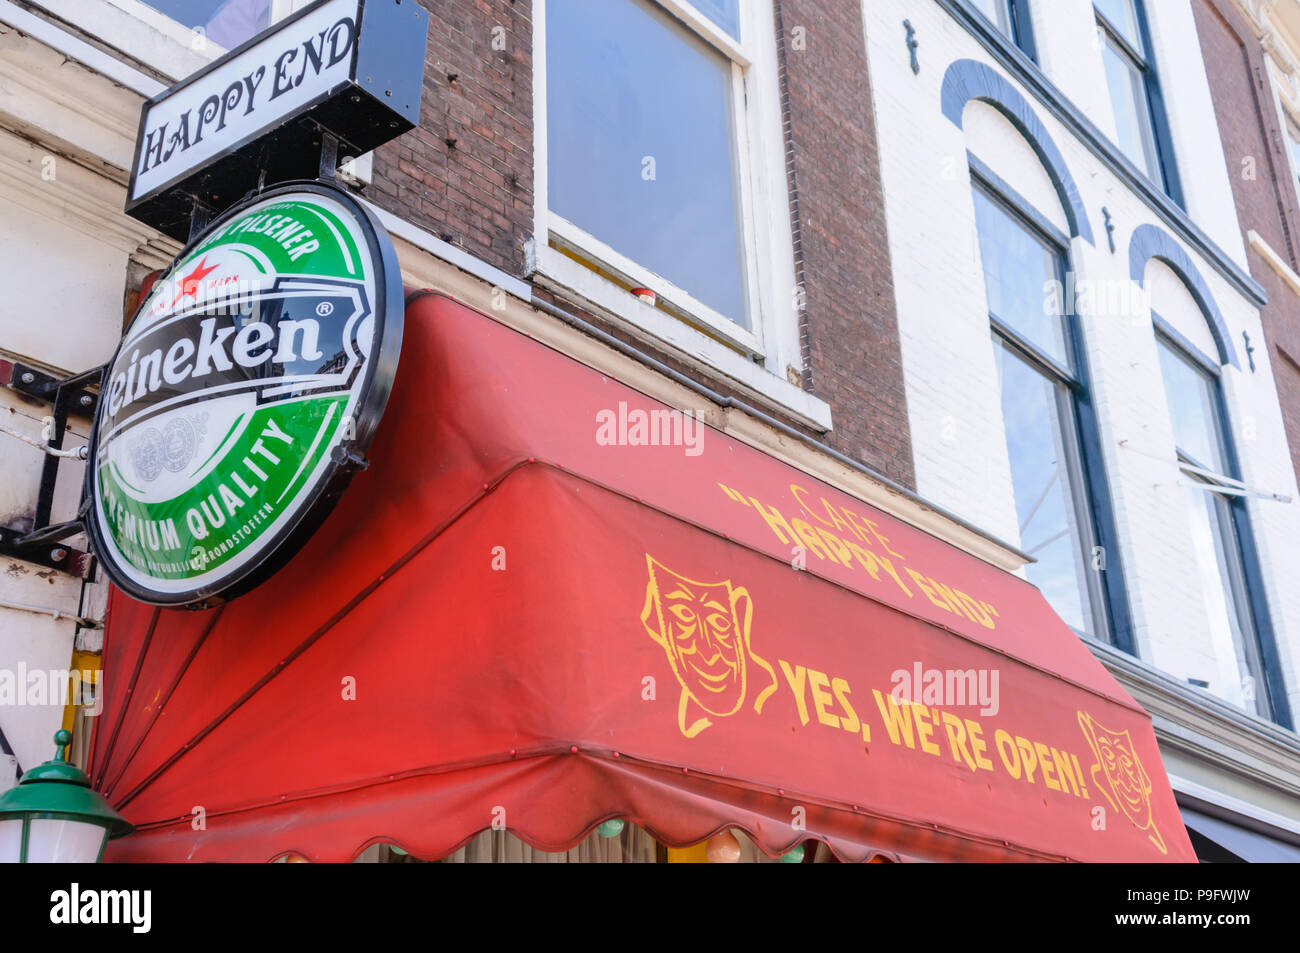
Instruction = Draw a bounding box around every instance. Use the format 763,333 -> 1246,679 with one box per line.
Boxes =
0,360 -> 101,579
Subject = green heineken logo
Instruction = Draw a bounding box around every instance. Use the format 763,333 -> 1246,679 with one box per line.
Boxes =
89,185 -> 402,606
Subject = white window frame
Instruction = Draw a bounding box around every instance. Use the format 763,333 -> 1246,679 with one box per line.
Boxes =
1264,56 -> 1300,215
531,0 -> 817,424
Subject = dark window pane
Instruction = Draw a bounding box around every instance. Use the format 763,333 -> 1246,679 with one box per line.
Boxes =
995,341 -> 1096,635
1101,33 -> 1160,180
143,0 -> 271,49
547,0 -> 748,326
1157,339 -> 1225,471
972,188 -> 1067,365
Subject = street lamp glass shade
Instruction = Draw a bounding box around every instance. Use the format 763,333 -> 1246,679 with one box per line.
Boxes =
0,731 -> 132,862
0,820 -> 21,860
26,818 -> 111,863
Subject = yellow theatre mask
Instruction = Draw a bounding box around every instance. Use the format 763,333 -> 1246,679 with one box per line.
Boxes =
641,555 -> 778,738
1077,710 -> 1166,855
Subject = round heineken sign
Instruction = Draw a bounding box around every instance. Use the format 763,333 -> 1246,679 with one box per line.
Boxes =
87,182 -> 402,606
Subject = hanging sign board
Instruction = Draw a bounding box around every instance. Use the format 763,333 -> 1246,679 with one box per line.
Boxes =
125,0 -> 428,241
88,182 -> 403,607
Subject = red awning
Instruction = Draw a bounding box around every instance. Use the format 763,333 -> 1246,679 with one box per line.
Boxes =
91,292 -> 1196,862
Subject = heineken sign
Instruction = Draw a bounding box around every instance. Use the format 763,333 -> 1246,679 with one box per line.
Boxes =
88,183 -> 402,606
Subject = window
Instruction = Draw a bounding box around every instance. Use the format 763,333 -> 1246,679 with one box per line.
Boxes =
1094,0 -> 1178,201
1155,333 -> 1276,720
139,0 -> 272,49
535,0 -> 798,368
1283,110 -> 1300,194
971,0 -> 1036,60
546,0 -> 747,328
972,184 -> 1113,640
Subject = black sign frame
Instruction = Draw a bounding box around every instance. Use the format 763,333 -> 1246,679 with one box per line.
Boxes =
87,180 -> 405,608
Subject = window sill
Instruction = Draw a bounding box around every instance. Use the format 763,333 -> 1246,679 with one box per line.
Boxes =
546,214 -> 764,358
1085,633 -> 1299,746
1247,229 -> 1300,298
525,241 -> 832,432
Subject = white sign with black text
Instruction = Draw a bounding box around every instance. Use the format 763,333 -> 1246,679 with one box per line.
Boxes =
130,0 -> 360,203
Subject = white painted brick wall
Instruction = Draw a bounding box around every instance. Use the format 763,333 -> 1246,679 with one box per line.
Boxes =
0,125 -> 141,789
862,0 -> 1300,727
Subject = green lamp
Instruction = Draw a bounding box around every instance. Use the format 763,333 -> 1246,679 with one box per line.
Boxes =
0,730 -> 133,862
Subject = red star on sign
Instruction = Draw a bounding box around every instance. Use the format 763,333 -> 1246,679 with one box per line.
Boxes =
171,256 -> 220,307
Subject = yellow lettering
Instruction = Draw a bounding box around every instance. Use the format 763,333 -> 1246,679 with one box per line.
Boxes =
790,518 -> 833,562
930,579 -> 977,623
832,677 -> 860,734
1053,747 -> 1080,797
814,527 -> 854,568
1015,735 -> 1039,784
913,704 -> 942,756
872,689 -> 915,748
847,542 -> 913,597
750,497 -> 796,547
1035,741 -> 1061,792
906,568 -> 953,613
808,669 -> 839,728
940,711 -> 978,771
967,719 -> 994,771
779,659 -> 810,726
994,728 -> 1021,778
860,514 -> 905,559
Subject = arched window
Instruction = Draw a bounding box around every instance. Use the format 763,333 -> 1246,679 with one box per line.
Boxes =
949,60 -> 1126,646
1154,325 -> 1276,719
970,0 -> 1037,60
971,181 -> 1116,642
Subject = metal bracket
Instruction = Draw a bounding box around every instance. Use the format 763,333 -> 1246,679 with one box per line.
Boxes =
331,442 -> 369,472
6,361 -> 99,415
903,20 -> 920,75
0,360 -> 103,578
318,130 -> 340,182
0,525 -> 95,579
188,200 -> 213,245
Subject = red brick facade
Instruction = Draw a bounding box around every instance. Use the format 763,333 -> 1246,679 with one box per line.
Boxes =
366,0 -> 915,489
369,0 -> 535,274
1193,0 -> 1300,485
778,0 -> 913,486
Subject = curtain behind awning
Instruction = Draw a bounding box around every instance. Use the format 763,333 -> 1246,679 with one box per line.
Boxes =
91,292 -> 1196,862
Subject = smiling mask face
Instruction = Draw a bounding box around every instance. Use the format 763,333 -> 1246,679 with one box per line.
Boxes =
1078,710 -> 1165,854
643,557 -> 747,717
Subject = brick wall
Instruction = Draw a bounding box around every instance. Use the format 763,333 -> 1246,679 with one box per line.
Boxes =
365,0 -> 916,489
369,0 -> 535,276
1192,0 -> 1300,487
778,0 -> 914,486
